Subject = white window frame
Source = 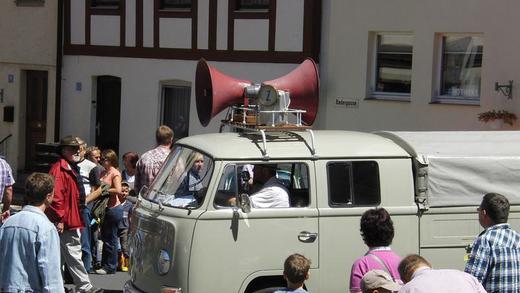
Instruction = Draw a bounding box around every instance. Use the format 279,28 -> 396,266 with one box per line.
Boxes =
367,32 -> 414,102
432,33 -> 483,105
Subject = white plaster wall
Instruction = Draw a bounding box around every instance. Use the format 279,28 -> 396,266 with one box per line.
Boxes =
61,56 -> 298,156
143,0 -> 154,47
234,19 -> 269,51
159,18 -> 192,48
216,0 -> 229,50
126,0 -> 137,47
91,15 -> 120,46
275,0 -> 304,52
70,0 -> 86,45
0,1 -> 57,172
0,0 -> 57,65
0,63 -> 56,172
197,0 -> 209,49
318,0 -> 520,131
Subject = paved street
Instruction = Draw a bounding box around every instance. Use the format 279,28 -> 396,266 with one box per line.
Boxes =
65,271 -> 129,293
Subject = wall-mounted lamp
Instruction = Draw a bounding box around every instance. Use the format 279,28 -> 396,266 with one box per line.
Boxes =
495,80 -> 513,99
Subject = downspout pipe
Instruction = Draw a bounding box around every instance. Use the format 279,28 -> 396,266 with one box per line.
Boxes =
54,0 -> 63,142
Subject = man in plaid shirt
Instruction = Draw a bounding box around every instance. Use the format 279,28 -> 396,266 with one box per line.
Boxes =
465,192 -> 520,293
134,125 -> 173,194
0,157 -> 14,223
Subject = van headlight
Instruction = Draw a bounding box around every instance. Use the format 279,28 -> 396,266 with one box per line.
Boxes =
157,250 -> 171,275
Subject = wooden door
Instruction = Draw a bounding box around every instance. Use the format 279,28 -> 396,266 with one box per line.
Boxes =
95,75 -> 121,153
25,70 -> 48,170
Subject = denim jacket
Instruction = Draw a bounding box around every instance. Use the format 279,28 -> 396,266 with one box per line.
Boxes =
0,205 -> 64,293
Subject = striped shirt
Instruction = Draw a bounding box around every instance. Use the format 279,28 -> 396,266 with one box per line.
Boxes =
0,158 -> 15,202
464,223 -> 520,293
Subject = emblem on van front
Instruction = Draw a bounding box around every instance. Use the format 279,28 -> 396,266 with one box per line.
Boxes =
157,250 -> 171,275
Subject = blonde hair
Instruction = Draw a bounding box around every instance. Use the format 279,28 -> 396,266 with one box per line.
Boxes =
156,125 -> 174,145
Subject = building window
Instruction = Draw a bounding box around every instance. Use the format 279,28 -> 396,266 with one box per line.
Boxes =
91,0 -> 120,9
160,0 -> 191,10
436,35 -> 483,101
236,0 -> 269,10
371,34 -> 413,98
161,85 -> 191,140
327,161 -> 380,207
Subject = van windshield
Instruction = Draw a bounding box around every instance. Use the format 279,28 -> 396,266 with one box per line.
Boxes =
144,147 -> 213,209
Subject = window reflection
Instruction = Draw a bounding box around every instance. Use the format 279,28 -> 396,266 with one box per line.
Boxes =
375,34 -> 414,94
440,36 -> 483,99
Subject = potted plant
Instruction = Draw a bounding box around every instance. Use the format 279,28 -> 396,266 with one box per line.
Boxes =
478,110 -> 517,128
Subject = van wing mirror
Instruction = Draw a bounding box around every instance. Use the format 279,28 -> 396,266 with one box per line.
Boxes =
240,170 -> 251,192
236,193 -> 251,213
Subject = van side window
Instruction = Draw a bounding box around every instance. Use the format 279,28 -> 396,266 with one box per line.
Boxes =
327,161 -> 380,207
214,163 -> 310,208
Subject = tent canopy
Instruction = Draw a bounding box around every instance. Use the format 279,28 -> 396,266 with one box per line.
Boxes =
377,131 -> 520,207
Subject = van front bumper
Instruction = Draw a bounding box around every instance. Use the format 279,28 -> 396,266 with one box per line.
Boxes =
124,280 -> 183,293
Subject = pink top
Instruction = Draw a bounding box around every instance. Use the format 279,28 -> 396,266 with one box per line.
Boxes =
101,166 -> 122,207
349,249 -> 402,293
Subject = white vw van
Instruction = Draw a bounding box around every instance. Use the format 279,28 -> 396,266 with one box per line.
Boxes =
124,130 -> 520,293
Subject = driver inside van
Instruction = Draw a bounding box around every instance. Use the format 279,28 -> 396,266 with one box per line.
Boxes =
230,164 -> 290,208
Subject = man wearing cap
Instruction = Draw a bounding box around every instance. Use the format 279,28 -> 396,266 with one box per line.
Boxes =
46,136 -> 103,293
398,254 -> 486,293
360,270 -> 401,293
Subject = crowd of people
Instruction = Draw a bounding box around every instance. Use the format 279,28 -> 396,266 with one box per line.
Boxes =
354,192 -> 520,293
0,125 -> 174,293
0,123 -> 519,292
274,192 -> 519,293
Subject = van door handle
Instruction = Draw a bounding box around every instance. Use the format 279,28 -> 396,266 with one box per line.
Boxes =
298,231 -> 317,243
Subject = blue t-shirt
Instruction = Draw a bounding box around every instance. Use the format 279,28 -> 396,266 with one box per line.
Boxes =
118,200 -> 133,230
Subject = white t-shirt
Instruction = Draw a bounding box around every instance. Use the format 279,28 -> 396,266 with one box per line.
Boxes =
250,177 -> 290,208
122,170 -> 135,190
77,159 -> 97,195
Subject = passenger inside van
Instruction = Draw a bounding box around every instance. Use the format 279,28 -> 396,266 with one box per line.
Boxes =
168,152 -> 207,207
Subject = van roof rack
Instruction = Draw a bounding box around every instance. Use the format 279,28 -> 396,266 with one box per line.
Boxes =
220,120 -> 317,160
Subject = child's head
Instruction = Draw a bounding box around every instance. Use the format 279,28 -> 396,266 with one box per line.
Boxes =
121,182 -> 130,199
283,253 -> 311,288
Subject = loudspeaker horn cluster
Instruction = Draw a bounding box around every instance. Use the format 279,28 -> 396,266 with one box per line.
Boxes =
195,58 -> 320,129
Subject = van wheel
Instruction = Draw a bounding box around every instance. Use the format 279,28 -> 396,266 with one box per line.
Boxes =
252,288 -> 285,293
